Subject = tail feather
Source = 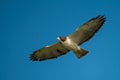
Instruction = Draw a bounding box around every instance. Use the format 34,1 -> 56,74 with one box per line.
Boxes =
74,48 -> 88,59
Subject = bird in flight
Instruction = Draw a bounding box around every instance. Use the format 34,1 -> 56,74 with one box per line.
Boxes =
30,15 -> 106,61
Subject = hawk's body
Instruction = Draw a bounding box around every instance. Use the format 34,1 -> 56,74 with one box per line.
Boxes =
57,37 -> 88,58
30,15 -> 106,61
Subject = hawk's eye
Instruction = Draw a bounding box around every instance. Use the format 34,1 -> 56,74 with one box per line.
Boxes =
59,36 -> 66,42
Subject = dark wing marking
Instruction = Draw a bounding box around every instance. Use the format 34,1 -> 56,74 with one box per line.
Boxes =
30,43 -> 69,61
69,15 -> 106,45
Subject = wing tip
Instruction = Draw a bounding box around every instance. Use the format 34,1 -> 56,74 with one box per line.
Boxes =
30,53 -> 37,61
89,15 -> 106,27
30,50 -> 57,62
92,15 -> 106,30
95,15 -> 106,21
30,51 -> 41,61
90,15 -> 106,22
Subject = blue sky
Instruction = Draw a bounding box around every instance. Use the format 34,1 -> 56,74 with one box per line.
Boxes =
0,0 -> 120,80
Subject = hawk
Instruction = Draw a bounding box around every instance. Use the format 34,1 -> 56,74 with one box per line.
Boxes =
30,15 -> 106,61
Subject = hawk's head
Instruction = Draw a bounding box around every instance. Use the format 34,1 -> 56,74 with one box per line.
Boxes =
57,36 -> 67,42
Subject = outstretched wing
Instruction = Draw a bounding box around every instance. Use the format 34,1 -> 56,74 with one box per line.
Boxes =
69,15 -> 106,45
30,43 -> 69,61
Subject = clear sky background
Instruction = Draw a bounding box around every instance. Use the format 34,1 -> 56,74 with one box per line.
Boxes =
0,0 -> 120,80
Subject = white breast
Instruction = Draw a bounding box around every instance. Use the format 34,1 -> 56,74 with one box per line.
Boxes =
61,37 -> 80,51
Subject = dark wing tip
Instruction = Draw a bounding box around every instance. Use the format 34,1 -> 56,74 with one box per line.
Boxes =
30,51 -> 40,61
89,15 -> 106,27
90,15 -> 106,22
30,49 -> 61,62
92,15 -> 106,28
95,15 -> 106,21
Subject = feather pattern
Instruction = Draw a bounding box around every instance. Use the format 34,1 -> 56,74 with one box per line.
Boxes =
69,15 -> 106,45
30,43 -> 69,61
